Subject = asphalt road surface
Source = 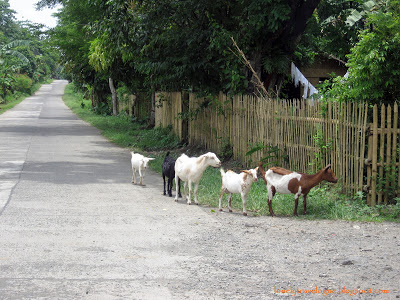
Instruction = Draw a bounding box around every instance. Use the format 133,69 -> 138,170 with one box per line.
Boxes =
0,81 -> 399,299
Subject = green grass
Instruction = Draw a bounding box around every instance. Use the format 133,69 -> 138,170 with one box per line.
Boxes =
63,84 -> 180,151
0,81 -> 52,115
63,83 -> 400,222
0,94 -> 26,114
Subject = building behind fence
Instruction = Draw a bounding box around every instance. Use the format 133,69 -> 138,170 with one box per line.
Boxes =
155,92 -> 400,206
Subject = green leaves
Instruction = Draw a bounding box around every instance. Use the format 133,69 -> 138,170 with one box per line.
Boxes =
0,40 -> 30,66
322,2 -> 400,104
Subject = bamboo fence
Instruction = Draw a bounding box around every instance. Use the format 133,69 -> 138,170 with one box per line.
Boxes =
154,92 -> 400,204
366,103 -> 400,205
154,92 -> 183,138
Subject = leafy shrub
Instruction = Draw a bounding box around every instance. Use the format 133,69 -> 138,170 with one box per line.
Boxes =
135,125 -> 181,151
14,74 -> 33,94
92,102 -> 111,116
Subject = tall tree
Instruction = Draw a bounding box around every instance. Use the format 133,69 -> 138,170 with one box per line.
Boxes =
50,0 -> 109,106
0,0 -> 19,39
42,0 -> 322,97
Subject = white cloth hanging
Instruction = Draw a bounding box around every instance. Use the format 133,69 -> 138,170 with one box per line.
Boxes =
290,62 -> 318,101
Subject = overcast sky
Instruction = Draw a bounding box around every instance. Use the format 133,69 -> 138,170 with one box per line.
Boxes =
8,0 -> 60,28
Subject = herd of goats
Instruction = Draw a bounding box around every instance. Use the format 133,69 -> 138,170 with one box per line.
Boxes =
130,151 -> 338,217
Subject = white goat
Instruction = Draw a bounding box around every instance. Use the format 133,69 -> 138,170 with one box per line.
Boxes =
174,152 -> 221,204
219,167 -> 258,216
131,152 -> 155,185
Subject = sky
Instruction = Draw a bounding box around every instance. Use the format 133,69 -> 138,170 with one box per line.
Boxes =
8,0 -> 61,28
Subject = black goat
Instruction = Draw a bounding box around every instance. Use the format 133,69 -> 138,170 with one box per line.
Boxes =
162,152 -> 181,197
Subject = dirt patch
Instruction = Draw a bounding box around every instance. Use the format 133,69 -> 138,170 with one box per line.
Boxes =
167,205 -> 400,299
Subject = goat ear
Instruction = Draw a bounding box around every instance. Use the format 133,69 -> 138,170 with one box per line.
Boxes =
255,167 -> 259,172
148,158 -> 155,161
207,153 -> 217,160
241,170 -> 251,175
257,162 -> 265,174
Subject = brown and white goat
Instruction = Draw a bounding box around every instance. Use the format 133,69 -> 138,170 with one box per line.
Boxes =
219,167 -> 258,216
258,163 -> 338,216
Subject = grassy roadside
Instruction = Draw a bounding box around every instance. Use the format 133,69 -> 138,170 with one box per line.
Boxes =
0,80 -> 54,115
63,83 -> 400,222
0,81 -> 47,115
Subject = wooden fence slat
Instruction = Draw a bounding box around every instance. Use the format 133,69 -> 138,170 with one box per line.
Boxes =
378,105 -> 386,204
394,103 -> 400,194
385,105 -> 392,204
360,103 -> 368,192
371,105 -> 379,206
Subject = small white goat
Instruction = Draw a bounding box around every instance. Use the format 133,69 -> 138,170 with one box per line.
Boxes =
174,152 -> 221,204
131,152 -> 155,185
219,167 -> 258,216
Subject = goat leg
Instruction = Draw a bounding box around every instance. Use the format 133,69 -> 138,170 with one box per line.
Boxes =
294,196 -> 299,216
193,183 -> 199,205
131,169 -> 136,184
178,178 -> 182,198
167,177 -> 172,197
174,175 -> 180,202
218,188 -> 225,212
227,193 -> 233,212
303,195 -> 307,215
241,193 -> 247,216
186,182 -> 191,205
163,174 -> 166,195
268,199 -> 275,217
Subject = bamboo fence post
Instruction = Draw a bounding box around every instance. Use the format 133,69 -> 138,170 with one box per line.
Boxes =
367,126 -> 373,206
359,103 -> 368,191
385,105 -> 392,204
370,104 -> 379,206
378,105 -> 385,204
344,102 -> 348,190
338,102 -> 344,188
393,103 -> 400,195
354,102 -> 359,192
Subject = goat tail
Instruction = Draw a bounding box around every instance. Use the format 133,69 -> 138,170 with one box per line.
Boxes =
131,151 -> 135,156
219,168 -> 225,177
165,151 -> 170,158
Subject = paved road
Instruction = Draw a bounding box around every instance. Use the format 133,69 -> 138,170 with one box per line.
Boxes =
0,81 -> 399,299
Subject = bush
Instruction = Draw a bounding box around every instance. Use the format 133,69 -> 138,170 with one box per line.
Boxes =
14,74 -> 33,94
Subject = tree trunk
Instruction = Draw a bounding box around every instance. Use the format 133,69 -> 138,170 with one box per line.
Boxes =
90,86 -> 107,108
247,49 -> 263,95
109,77 -> 118,116
266,73 -> 285,97
253,0 -> 322,97
148,90 -> 156,128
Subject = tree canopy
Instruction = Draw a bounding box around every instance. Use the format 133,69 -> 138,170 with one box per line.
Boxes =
321,1 -> 400,104
0,0 -> 60,100
36,0 -> 400,104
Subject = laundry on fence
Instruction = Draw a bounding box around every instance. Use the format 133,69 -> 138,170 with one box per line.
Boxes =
291,62 -> 318,101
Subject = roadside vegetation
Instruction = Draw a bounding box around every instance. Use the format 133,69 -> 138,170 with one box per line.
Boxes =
64,83 -> 400,222
0,79 -> 52,115
0,1 -> 61,115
